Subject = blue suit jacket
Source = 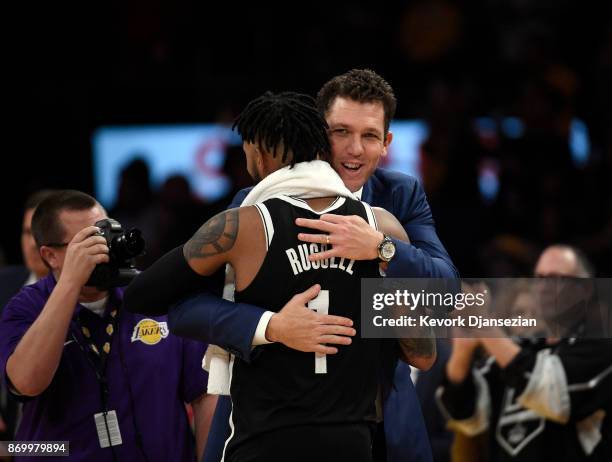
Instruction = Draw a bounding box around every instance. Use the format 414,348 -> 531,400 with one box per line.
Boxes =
169,168 -> 458,462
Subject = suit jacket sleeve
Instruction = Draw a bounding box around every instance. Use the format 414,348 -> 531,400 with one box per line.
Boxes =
167,187 -> 267,361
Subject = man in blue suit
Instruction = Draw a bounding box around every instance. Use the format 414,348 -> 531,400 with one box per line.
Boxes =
164,70 -> 458,462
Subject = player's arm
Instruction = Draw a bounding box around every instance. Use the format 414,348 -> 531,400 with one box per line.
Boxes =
124,208 -> 249,316
183,208 -> 241,276
373,207 -> 437,371
161,188 -> 265,358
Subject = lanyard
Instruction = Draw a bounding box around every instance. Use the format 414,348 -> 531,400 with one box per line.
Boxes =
70,306 -> 120,409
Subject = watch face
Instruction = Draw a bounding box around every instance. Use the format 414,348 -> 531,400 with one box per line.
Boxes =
381,241 -> 395,260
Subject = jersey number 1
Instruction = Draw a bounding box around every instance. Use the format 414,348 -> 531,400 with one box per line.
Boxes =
308,290 -> 329,374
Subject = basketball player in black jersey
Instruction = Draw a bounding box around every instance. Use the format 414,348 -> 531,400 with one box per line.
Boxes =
128,91 -> 415,462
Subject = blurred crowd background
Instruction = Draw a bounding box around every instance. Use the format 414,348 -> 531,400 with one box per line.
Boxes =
2,0 -> 611,277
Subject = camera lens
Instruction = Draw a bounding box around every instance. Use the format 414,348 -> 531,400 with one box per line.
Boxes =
111,229 -> 145,261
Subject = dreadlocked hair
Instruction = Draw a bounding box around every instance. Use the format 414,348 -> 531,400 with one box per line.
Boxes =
233,91 -> 331,167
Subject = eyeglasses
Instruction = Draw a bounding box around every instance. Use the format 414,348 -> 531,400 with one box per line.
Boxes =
42,242 -> 69,248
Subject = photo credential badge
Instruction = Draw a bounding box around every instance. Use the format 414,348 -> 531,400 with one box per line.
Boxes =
94,410 -> 123,448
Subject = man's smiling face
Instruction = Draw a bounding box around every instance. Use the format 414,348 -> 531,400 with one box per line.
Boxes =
325,96 -> 392,192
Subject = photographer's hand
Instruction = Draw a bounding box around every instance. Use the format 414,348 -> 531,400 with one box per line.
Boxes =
57,226 -> 109,288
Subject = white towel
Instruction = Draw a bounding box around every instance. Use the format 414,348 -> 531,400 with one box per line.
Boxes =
202,160 -> 353,395
202,344 -> 233,395
240,159 -> 354,206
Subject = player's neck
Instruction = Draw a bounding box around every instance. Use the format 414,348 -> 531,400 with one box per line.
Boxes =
305,196 -> 338,212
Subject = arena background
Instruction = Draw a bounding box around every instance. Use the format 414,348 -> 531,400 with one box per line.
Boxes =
2,0 -> 611,277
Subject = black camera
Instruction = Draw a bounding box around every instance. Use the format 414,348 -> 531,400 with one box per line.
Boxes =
85,218 -> 145,289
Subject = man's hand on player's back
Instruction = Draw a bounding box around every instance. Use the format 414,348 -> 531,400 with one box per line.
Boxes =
296,214 -> 384,262
265,284 -> 356,355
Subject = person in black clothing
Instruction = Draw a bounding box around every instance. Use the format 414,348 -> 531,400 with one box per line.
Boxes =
438,245 -> 612,462
124,91 -> 420,462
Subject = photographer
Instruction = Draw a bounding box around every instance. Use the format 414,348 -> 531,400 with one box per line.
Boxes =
0,190 -> 214,462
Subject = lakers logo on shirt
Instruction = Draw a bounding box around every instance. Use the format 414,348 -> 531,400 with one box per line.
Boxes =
131,319 -> 169,345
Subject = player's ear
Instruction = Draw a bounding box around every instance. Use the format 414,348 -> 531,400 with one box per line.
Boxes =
255,145 -> 265,169
381,131 -> 393,158
255,144 -> 271,178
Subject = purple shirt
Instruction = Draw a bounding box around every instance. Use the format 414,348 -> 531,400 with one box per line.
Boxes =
0,275 -> 208,462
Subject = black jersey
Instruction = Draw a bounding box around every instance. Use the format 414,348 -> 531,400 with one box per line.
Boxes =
224,195 -> 383,461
